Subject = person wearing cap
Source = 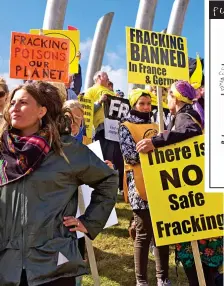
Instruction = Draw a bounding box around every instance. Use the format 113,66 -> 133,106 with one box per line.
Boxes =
136,81 -> 223,286
119,88 -> 171,286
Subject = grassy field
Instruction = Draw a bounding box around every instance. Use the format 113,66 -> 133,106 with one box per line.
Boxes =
83,196 -> 188,286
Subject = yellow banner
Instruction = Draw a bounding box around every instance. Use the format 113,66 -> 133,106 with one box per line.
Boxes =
126,27 -> 189,87
140,135 -> 223,246
151,93 -> 168,109
78,96 -> 94,139
30,29 -> 80,74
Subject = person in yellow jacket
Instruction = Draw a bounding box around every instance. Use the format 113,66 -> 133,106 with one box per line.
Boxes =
84,71 -> 115,130
119,89 -> 171,286
84,71 -> 124,193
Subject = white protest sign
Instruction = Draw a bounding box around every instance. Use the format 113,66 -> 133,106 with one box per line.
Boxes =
76,140 -> 118,238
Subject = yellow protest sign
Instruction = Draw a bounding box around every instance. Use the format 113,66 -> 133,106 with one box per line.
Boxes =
126,27 -> 189,87
140,135 -> 223,246
78,96 -> 94,139
30,29 -> 80,74
151,93 -> 168,109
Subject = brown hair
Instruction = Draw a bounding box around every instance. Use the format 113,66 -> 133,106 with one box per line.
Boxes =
0,78 -> 9,94
0,81 -> 71,160
48,82 -> 67,103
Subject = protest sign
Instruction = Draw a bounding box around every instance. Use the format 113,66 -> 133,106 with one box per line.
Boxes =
126,27 -> 189,87
78,95 -> 94,139
140,135 -> 224,246
104,95 -> 131,142
10,32 -> 69,83
30,29 -> 80,73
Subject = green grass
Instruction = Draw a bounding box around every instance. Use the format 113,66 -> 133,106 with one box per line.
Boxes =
83,196 -> 188,286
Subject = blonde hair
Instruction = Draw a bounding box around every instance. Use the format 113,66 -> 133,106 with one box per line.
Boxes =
63,100 -> 84,113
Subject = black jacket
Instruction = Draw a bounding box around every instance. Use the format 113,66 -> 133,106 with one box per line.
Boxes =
152,104 -> 202,148
71,64 -> 82,95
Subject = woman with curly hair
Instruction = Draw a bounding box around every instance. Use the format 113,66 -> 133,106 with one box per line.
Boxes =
0,81 -> 118,286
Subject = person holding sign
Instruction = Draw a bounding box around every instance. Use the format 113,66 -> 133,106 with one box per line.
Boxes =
85,71 -> 124,193
136,80 -> 203,153
119,89 -> 171,286
136,81 -> 223,286
0,81 -> 118,286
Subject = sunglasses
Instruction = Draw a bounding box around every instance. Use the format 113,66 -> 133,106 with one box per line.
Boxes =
0,91 -> 6,98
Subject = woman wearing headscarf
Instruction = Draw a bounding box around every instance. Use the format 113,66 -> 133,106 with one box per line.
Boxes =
136,80 -> 223,286
119,89 -> 171,286
0,81 -> 118,286
136,80 -> 203,153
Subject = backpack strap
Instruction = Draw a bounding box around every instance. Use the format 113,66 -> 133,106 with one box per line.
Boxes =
184,113 -> 202,130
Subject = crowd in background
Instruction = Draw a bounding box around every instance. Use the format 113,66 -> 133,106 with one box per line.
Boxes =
0,52 -> 223,286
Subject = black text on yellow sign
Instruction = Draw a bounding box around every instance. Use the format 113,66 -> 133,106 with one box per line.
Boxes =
140,135 -> 223,246
126,27 -> 190,87
78,96 -> 94,139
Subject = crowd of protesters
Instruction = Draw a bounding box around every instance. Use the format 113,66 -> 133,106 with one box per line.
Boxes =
0,51 -> 222,286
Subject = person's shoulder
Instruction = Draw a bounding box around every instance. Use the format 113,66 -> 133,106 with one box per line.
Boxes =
187,109 -> 202,124
85,85 -> 101,99
84,85 -> 96,94
61,135 -> 89,157
102,89 -> 115,96
61,135 -> 83,148
178,109 -> 201,124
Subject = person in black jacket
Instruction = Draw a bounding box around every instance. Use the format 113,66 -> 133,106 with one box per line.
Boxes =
136,80 -> 203,153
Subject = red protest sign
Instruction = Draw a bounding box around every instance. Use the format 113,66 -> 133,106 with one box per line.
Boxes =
10,32 -> 70,83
